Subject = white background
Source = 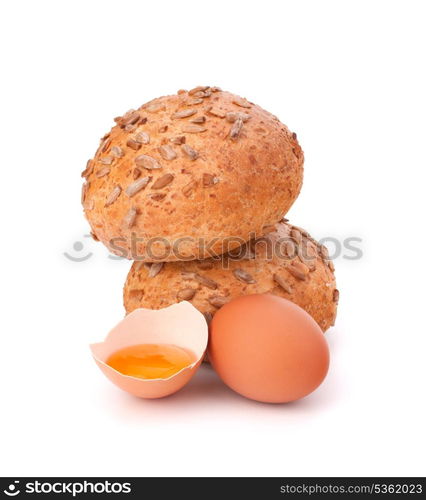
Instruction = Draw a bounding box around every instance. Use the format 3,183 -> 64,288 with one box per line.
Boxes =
1,0 -> 425,477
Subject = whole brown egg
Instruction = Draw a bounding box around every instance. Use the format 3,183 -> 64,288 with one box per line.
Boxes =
208,294 -> 330,403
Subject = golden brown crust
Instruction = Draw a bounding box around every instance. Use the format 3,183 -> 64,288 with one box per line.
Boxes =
123,221 -> 338,331
82,87 -> 304,261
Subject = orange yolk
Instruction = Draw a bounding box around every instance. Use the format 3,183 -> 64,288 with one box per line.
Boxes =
106,344 -> 195,380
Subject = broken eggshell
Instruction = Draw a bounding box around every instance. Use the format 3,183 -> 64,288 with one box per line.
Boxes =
90,301 -> 208,399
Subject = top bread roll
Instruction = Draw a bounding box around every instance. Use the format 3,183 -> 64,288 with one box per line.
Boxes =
81,86 -> 304,261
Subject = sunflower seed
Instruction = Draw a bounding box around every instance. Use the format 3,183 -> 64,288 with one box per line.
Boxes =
151,173 -> 174,189
81,160 -> 93,178
190,116 -> 206,124
210,86 -> 222,92
125,176 -> 151,196
186,98 -> 204,105
96,167 -> 111,178
299,254 -> 316,272
292,225 -> 310,238
124,111 -> 140,125
127,139 -> 141,151
99,156 -> 113,165
111,146 -> 124,158
305,243 -> 318,258
143,101 -> 165,113
287,261 -> 309,280
273,273 -> 293,293
188,86 -> 210,95
158,145 -> 177,161
115,110 -> 140,128
81,182 -> 89,203
170,136 -> 186,145
291,228 -> 303,244
177,288 -> 197,301
181,144 -> 199,160
225,112 -> 251,123
333,289 -> 340,302
151,193 -> 166,201
328,260 -> 335,272
135,131 -> 150,145
319,244 -> 329,259
90,230 -> 98,240
195,274 -> 218,289
233,97 -> 251,108
123,207 -> 138,228
182,180 -> 197,197
125,124 -> 136,132
229,117 -> 244,140
172,108 -> 197,119
233,268 -> 256,284
262,225 -> 276,235
133,168 -> 141,180
134,262 -> 145,272
181,271 -> 196,279
105,185 -> 121,206
192,90 -> 211,98
233,244 -> 255,260
135,154 -> 162,170
148,262 -> 163,278
182,124 -> 207,133
286,241 -> 299,258
203,173 -> 220,186
181,271 -> 218,289
206,107 -> 225,118
101,137 -> 111,152
208,295 -> 229,308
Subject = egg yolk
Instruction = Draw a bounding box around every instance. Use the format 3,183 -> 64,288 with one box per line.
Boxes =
106,344 -> 195,380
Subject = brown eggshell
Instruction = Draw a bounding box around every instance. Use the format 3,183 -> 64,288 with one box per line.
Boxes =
90,302 -> 208,399
208,294 -> 330,403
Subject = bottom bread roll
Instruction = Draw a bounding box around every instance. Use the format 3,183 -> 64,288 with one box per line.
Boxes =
123,220 -> 338,331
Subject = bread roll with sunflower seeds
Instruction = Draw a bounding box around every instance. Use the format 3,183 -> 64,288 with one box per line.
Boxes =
123,221 -> 338,331
82,87 -> 303,261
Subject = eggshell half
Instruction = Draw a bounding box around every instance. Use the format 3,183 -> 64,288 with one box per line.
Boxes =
90,301 -> 208,398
